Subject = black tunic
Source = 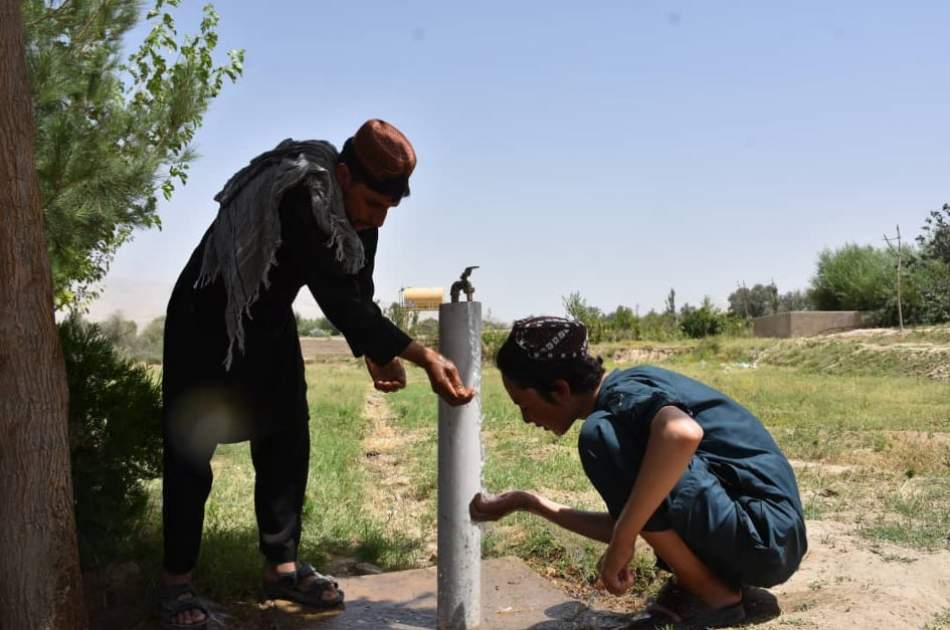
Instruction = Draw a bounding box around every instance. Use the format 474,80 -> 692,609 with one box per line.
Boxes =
162,185 -> 411,442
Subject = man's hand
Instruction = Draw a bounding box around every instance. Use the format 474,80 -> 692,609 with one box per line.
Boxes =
365,357 -> 407,393
597,539 -> 637,596
399,341 -> 475,406
470,491 -> 532,522
424,353 -> 474,406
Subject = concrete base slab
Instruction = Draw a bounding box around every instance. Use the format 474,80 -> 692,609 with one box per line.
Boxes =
263,557 -> 631,629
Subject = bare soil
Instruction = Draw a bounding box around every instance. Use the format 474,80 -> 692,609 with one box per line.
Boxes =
299,337 -> 352,361
750,520 -> 950,629
359,391 -> 437,566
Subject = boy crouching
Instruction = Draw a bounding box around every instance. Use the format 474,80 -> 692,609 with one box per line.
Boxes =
471,317 -> 806,629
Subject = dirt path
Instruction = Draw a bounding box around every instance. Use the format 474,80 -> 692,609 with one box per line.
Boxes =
359,391 -> 436,567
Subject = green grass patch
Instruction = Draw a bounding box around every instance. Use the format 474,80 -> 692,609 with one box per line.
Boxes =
858,478 -> 950,551
925,608 -> 950,630
131,327 -> 949,604
387,365 -> 627,586
136,361 -> 424,599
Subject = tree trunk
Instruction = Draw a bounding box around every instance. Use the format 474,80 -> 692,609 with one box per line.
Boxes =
0,1 -> 87,628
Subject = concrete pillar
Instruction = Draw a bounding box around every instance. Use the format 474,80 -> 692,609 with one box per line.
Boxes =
437,301 -> 482,629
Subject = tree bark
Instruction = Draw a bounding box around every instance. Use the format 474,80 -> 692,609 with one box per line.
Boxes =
0,1 -> 87,628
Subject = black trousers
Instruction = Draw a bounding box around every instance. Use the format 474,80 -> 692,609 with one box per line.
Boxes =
162,415 -> 311,574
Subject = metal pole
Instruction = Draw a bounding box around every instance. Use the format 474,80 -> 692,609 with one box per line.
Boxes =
437,301 -> 482,629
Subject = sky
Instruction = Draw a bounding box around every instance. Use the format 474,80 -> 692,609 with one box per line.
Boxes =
92,0 -> 950,325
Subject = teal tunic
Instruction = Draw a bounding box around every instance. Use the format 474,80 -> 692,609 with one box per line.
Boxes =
579,366 -> 807,587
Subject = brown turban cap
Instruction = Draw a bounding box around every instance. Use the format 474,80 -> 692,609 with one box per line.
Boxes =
339,119 -> 415,199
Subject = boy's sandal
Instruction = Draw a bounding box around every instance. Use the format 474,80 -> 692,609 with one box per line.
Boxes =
263,563 -> 345,610
157,582 -> 210,630
622,579 -> 745,629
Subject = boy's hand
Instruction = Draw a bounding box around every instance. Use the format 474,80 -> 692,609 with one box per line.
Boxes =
597,540 -> 637,595
470,491 -> 530,521
365,357 -> 407,392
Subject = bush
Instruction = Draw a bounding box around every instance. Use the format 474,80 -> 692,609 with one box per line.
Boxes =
810,241 -> 948,325
295,312 -> 340,336
777,289 -> 814,312
98,311 -> 164,364
903,257 -> 950,324
411,317 -> 439,347
60,317 -> 163,568
639,311 -> 683,341
912,203 -> 950,323
810,244 -> 896,312
134,315 -> 165,364
562,291 -> 606,343
918,203 -> 950,264
481,328 -> 509,364
679,298 -> 727,338
727,283 -> 779,318
602,305 -> 640,342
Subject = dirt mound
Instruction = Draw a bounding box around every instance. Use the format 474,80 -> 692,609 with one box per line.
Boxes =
609,347 -> 679,364
754,335 -> 950,380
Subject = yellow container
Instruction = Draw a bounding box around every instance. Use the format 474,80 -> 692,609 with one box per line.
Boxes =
402,287 -> 444,310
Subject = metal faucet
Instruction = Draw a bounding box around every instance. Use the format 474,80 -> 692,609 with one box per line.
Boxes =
450,266 -> 479,303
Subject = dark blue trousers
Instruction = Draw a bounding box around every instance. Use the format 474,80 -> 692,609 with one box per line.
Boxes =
579,415 -> 806,588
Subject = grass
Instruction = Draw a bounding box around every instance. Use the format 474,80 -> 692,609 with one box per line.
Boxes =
925,609 -> 950,630
595,324 -> 950,380
134,359 -> 424,601
130,327 -> 949,608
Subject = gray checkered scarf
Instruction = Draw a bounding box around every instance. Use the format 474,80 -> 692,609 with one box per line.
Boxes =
195,139 -> 365,369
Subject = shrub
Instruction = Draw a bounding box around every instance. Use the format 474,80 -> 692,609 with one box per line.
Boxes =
60,317 -> 163,568
295,312 -> 340,336
482,328 -> 509,364
639,311 -> 683,341
97,312 -> 164,363
777,289 -> 813,312
679,298 -> 726,338
603,305 -> 640,342
912,203 -> 950,323
727,283 -> 779,318
809,240 -> 948,325
134,315 -> 165,364
918,203 -> 950,264
903,257 -> 950,324
562,292 -> 606,343
810,244 -> 895,312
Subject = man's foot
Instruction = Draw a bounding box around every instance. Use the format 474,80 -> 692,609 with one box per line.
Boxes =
263,562 -> 345,608
158,572 -> 208,629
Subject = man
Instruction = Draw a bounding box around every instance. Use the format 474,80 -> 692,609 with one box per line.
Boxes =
159,120 -> 472,629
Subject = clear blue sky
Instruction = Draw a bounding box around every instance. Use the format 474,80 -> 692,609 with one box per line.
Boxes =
100,0 -> 950,324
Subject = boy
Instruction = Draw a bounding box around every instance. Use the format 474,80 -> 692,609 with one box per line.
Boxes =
471,316 -> 806,629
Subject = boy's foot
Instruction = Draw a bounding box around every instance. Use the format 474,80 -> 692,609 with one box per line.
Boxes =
157,580 -> 209,629
262,562 -> 345,609
623,579 -> 744,629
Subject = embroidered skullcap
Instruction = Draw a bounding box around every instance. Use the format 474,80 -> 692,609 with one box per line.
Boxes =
511,316 -> 589,361
339,119 -> 415,199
